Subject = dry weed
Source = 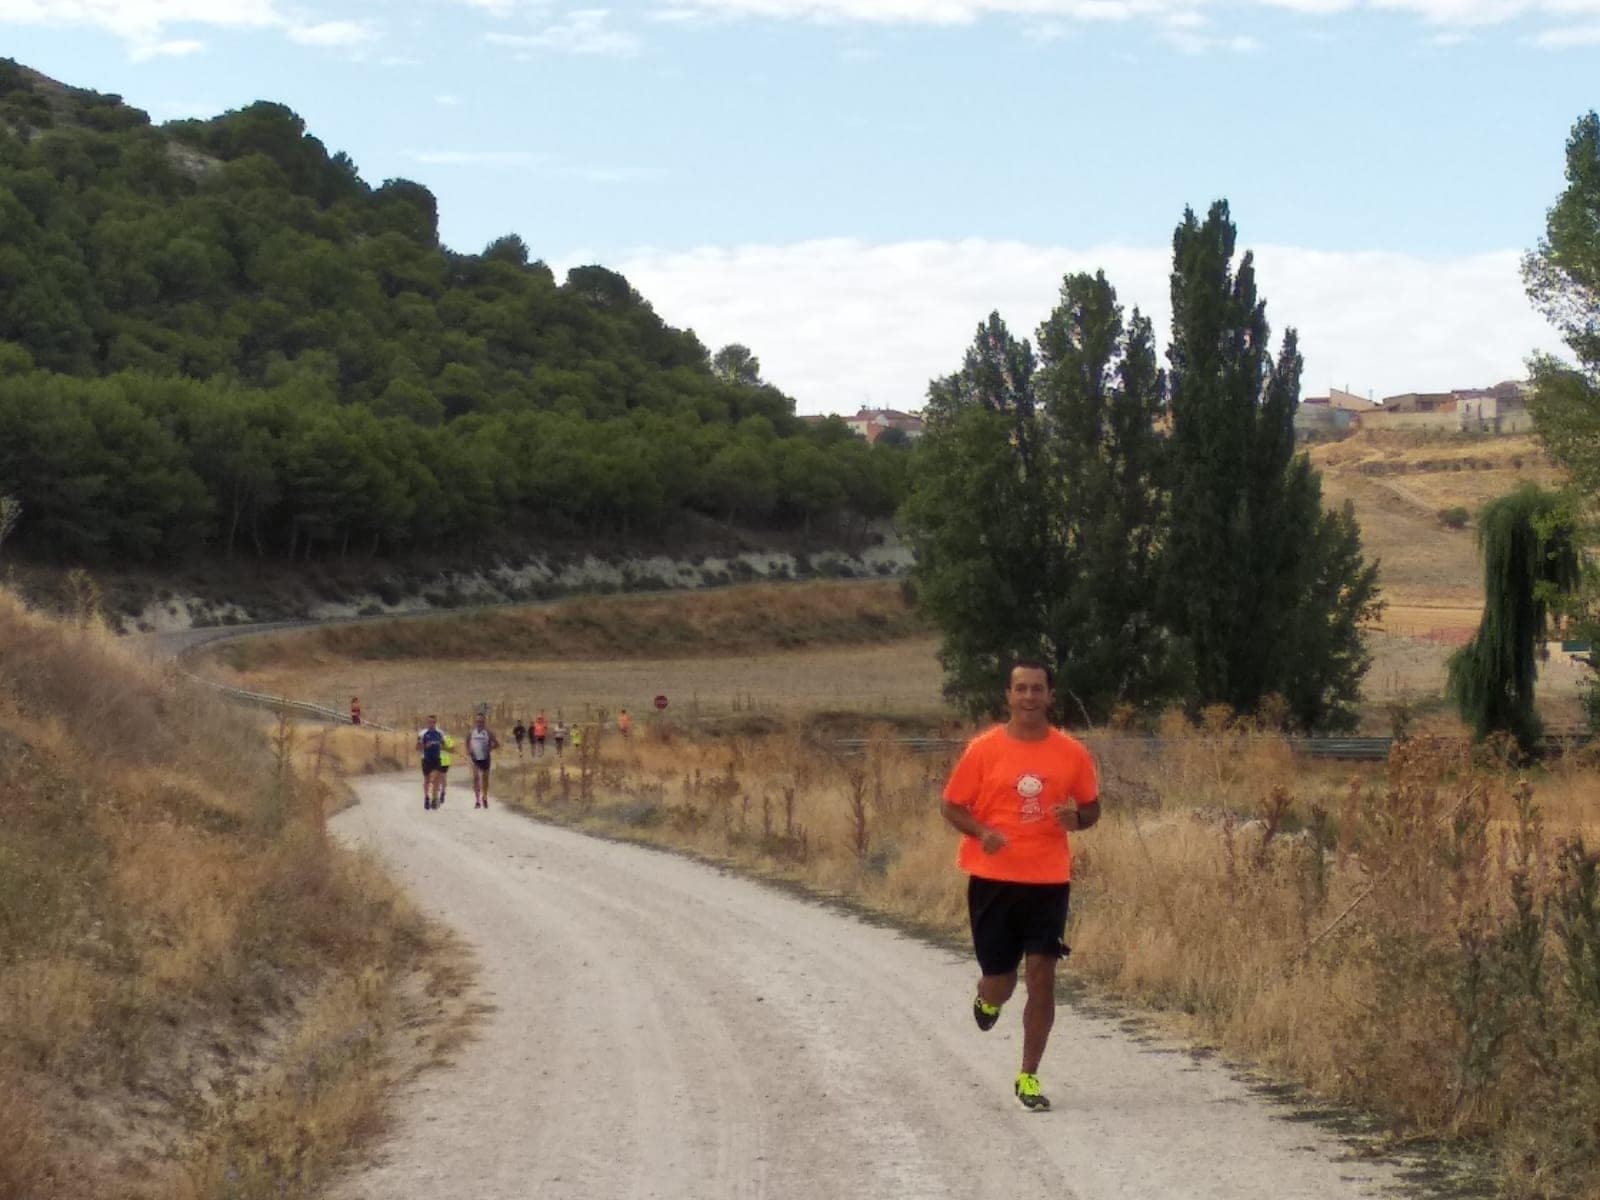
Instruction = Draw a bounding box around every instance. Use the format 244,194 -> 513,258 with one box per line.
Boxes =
0,588 -> 437,1199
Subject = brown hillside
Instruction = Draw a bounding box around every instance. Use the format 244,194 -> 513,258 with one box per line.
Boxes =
1311,430 -> 1565,611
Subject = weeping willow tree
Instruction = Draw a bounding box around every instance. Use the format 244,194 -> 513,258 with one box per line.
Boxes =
1447,484 -> 1581,752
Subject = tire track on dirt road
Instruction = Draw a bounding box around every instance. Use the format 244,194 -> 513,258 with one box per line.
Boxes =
330,774 -> 1414,1200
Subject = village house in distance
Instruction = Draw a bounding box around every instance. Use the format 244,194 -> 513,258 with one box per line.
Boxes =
1296,380 -> 1534,441
842,407 -> 926,444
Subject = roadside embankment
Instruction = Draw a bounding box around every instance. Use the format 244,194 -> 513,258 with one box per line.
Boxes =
0,591 -> 467,1199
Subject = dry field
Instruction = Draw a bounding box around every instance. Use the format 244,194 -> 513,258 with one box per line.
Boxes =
224,637 -> 952,733
219,624 -> 1588,738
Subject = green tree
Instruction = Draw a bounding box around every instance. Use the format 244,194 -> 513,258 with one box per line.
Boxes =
1033,272 -> 1182,719
902,313 -> 1052,717
712,343 -> 762,386
1163,202 -> 1378,727
1447,484 -> 1580,751
1525,112 -> 1600,500
1524,111 -> 1600,724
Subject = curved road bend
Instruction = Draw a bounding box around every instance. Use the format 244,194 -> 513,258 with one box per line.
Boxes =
331,773 -> 1411,1200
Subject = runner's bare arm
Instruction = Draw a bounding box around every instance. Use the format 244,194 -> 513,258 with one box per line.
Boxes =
1054,801 -> 1101,832
940,800 -> 1006,853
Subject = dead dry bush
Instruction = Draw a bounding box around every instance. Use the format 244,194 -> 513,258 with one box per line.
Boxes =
0,590 -> 433,1199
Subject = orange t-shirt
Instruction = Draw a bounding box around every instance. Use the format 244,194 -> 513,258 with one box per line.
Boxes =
942,725 -> 1099,884
534,717 -> 547,737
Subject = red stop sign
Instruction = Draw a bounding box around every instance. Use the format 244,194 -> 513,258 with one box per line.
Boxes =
653,694 -> 669,711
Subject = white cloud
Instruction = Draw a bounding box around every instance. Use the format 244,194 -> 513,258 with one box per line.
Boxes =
1164,27 -> 1261,49
621,0 -> 1598,43
1532,18 -> 1600,40
598,238 -> 1558,415
0,0 -> 282,42
486,9 -> 642,54
287,18 -> 379,45
0,0 -> 391,55
129,36 -> 205,59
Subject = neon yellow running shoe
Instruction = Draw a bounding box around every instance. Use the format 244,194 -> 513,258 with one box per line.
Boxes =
1014,1072 -> 1050,1112
973,997 -> 1001,1031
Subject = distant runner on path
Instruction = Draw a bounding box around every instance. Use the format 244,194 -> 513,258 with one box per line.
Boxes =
437,735 -> 455,806
617,709 -> 632,739
940,659 -> 1101,1113
467,713 -> 501,809
552,719 -> 568,758
417,716 -> 445,810
512,720 -> 526,754
533,711 -> 548,758
350,696 -> 362,726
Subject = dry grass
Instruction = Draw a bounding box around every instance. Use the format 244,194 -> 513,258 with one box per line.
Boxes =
217,636 -> 954,736
1311,430 -> 1565,609
0,590 -> 454,1200
211,580 -> 926,671
486,714 -> 1600,1199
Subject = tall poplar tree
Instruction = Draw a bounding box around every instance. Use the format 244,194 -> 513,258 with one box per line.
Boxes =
1033,272 -> 1181,718
1162,202 -> 1379,728
904,277 -> 1178,721
903,314 -> 1048,714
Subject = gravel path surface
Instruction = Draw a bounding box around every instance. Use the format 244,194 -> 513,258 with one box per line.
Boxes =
330,774 -> 1410,1200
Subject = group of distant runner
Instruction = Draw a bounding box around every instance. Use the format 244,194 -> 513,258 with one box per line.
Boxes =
416,712 -> 500,809
414,707 -> 635,811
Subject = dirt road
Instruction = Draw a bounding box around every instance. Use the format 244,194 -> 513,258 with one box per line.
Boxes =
331,775 -> 1411,1200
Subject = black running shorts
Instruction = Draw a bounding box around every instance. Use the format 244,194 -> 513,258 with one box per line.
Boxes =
421,758 -> 440,777
471,756 -> 490,774
967,876 -> 1071,977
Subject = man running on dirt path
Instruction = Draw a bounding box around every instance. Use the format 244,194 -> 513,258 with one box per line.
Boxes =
939,659 -> 1100,1113
533,711 -> 548,758
467,713 -> 501,809
417,716 -> 445,809
617,709 -> 632,739
513,719 -> 527,754
552,718 -> 568,758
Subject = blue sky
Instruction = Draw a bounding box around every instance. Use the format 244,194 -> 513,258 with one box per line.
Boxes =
2,1 -> 1593,412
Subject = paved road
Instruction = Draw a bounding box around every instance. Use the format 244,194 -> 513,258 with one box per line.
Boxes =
329,774 -> 1411,1200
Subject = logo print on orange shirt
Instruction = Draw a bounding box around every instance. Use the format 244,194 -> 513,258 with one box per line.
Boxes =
1016,773 -> 1045,823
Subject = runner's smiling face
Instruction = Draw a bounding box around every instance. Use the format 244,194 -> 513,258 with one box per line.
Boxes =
1006,667 -> 1052,734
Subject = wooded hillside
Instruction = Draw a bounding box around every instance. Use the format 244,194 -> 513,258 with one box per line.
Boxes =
0,61 -> 904,564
